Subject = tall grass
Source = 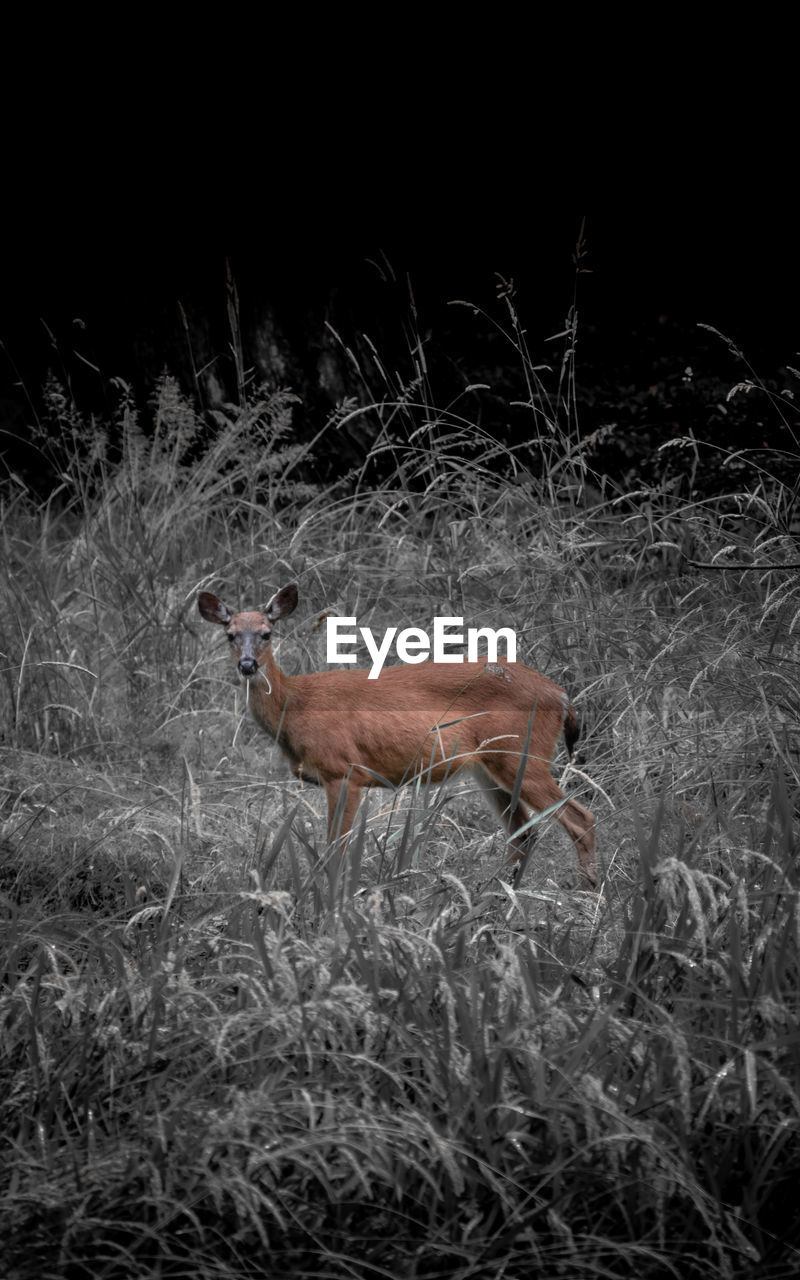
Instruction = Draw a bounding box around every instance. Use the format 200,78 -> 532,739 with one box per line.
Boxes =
1,285 -> 798,1278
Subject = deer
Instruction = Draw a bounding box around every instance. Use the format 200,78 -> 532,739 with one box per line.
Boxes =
198,585 -> 596,887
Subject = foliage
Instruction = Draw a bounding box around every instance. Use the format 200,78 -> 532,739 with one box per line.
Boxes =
1,289 -> 799,1278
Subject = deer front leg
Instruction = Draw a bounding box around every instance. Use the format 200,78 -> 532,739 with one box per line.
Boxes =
323,777 -> 363,848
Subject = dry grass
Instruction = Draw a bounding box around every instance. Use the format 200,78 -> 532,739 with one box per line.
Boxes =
1,300 -> 799,1278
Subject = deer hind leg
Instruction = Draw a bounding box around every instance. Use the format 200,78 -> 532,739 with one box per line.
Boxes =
553,795 -> 596,887
474,765 -> 537,871
524,773 -> 596,887
481,759 -> 597,888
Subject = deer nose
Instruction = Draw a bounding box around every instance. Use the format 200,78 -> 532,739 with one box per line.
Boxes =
238,657 -> 259,678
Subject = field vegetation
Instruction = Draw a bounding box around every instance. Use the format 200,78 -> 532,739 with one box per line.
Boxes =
1,276 -> 799,1278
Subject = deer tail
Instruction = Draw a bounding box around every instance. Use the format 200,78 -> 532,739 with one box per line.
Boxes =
563,702 -> 581,759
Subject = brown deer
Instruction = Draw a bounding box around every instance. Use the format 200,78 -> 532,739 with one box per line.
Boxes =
199,585 -> 596,886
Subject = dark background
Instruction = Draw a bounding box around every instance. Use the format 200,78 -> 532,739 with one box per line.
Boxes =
2,213 -> 794,372
2,212 -> 797,488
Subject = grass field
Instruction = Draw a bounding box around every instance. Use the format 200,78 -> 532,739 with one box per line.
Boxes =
1,300 -> 799,1278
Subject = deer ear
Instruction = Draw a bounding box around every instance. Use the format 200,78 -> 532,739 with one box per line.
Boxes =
198,593 -> 232,625
264,584 -> 298,623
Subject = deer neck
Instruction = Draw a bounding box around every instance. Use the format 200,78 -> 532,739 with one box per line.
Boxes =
245,650 -> 295,741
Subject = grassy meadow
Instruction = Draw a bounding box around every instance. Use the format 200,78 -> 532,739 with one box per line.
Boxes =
1,298 -> 799,1278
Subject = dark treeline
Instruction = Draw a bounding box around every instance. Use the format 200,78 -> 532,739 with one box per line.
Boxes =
2,218 -> 798,496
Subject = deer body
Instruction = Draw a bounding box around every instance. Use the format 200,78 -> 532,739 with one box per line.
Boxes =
199,586 -> 596,886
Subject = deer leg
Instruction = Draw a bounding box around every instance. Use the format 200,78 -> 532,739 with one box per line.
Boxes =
323,777 -> 363,848
474,766 -> 537,871
552,796 -> 596,887
480,761 -> 597,889
520,774 -> 596,888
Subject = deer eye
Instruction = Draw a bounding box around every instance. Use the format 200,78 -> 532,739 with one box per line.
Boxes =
226,633 -> 237,643
260,633 -> 271,642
